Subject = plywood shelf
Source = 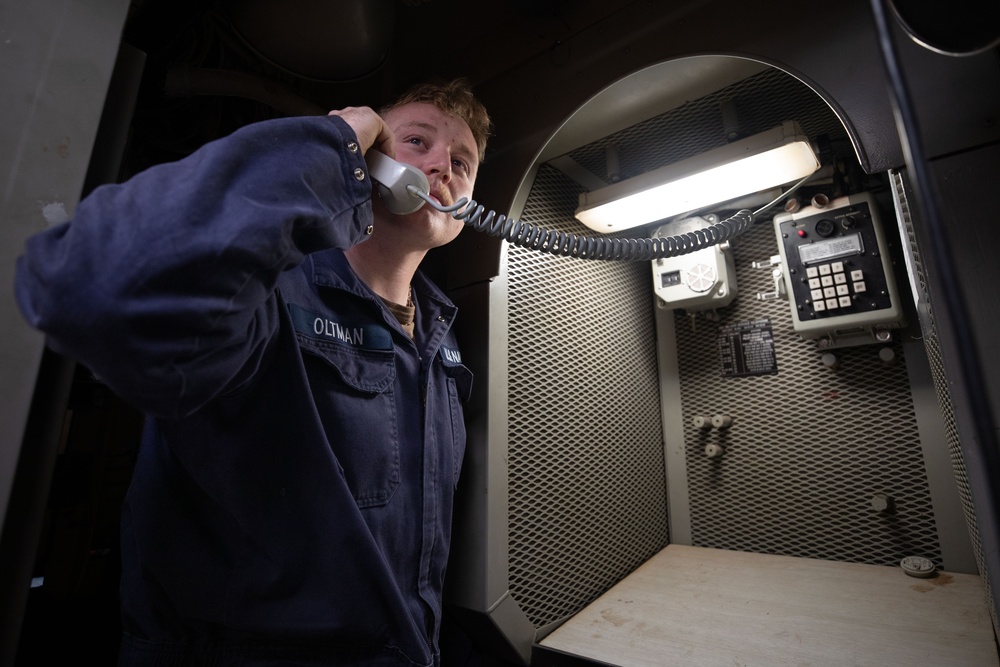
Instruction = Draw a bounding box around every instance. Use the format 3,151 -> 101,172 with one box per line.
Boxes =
539,545 -> 998,666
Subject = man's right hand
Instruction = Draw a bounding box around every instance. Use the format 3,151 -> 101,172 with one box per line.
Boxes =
328,107 -> 395,158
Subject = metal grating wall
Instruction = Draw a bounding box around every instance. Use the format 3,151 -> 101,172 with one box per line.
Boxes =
673,220 -> 941,564
570,68 -> 855,186
889,170 -> 996,630
506,165 -> 668,630
503,67 -> 944,631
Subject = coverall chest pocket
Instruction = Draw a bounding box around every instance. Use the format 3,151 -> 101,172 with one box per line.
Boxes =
440,360 -> 473,486
301,341 -> 399,508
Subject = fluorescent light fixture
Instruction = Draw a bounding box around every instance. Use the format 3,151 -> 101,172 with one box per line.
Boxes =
574,121 -> 820,233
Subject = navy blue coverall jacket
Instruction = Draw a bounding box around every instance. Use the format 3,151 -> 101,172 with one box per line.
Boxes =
15,115 -> 473,666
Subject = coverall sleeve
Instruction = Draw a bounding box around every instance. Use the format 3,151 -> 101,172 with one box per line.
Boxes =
15,114 -> 373,418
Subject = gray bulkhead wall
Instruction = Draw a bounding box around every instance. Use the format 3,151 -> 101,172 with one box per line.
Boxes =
0,1 -> 133,662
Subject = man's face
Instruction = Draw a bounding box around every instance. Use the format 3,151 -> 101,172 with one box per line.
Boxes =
379,102 -> 479,248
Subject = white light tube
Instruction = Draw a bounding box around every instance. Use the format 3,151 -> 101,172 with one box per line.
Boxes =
574,121 -> 820,233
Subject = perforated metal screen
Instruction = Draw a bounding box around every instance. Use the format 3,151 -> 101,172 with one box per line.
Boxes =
889,170 -> 996,631
504,68 -> 943,630
506,165 -> 668,629
569,69 -> 852,188
673,220 -> 939,564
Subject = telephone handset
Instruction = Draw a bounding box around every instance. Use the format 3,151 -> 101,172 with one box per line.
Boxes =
363,150 -> 760,262
365,150 -> 430,215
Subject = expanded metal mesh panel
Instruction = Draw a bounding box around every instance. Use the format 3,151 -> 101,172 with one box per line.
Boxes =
570,68 -> 853,184
890,170 -> 997,629
506,164 -> 669,629
503,65 -> 942,631
674,222 -> 941,564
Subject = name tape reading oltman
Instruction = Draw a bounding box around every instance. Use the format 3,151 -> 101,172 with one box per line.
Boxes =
288,303 -> 393,350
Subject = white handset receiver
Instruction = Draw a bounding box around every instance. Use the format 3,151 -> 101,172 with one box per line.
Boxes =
365,151 -> 429,215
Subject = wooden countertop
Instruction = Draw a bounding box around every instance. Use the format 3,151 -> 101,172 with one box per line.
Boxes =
539,544 -> 998,666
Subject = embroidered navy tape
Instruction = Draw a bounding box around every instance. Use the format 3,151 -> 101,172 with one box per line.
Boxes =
440,346 -> 463,366
288,303 -> 393,351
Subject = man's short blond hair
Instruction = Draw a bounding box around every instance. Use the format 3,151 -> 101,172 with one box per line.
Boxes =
381,78 -> 492,164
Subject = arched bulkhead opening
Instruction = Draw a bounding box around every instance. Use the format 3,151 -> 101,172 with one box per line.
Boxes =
445,45 -> 997,664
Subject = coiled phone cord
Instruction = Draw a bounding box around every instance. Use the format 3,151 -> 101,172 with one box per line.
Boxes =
407,173 -> 810,261
409,186 -> 752,261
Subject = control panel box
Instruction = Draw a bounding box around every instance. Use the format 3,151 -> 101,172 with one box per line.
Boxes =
652,216 -> 737,312
773,192 -> 904,347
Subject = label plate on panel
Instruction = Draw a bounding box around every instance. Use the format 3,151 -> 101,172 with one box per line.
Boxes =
719,319 -> 778,377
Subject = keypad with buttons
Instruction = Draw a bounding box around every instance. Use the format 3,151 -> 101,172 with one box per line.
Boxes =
775,199 -> 897,322
804,261 -> 868,312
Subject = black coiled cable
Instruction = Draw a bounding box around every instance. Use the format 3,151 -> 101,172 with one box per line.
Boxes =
457,201 -> 754,261
409,187 -> 755,262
